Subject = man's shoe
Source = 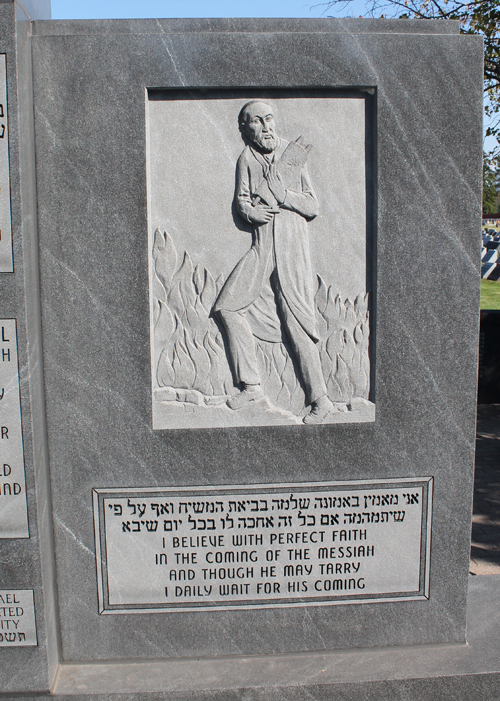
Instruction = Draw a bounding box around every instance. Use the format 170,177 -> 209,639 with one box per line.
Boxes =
227,386 -> 264,410
303,396 -> 335,424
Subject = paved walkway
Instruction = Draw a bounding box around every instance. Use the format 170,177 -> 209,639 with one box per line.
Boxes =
470,404 -> 500,575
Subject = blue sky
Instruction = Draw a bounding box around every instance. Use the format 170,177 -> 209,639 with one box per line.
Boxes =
50,0 -> 367,19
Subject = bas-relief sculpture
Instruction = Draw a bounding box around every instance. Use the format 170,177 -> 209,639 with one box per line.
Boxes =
149,97 -> 374,429
214,102 -> 336,423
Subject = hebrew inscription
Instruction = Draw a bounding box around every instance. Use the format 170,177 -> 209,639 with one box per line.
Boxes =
94,478 -> 432,613
148,94 -> 374,429
0,590 -> 37,646
0,55 -> 12,272
0,320 -> 28,538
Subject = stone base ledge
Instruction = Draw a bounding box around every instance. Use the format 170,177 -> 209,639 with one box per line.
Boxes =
4,576 -> 496,700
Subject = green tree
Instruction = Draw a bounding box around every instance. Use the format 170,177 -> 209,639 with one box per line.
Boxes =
483,153 -> 499,213
316,0 -> 500,155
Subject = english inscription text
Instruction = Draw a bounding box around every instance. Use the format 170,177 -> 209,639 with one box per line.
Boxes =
94,479 -> 432,613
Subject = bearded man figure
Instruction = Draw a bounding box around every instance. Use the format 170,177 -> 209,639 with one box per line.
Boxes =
214,100 -> 335,424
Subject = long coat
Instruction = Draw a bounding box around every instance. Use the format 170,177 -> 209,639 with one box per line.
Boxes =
214,139 -> 319,343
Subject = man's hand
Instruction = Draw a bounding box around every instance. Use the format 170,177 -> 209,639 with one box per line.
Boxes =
267,164 -> 286,204
248,204 -> 281,225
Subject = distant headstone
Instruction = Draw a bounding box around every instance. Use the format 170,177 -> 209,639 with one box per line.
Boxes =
487,266 -> 500,282
484,249 -> 498,263
486,241 -> 500,250
483,248 -> 498,263
482,262 -> 497,278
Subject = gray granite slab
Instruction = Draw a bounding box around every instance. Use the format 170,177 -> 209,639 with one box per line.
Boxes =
31,17 -> 460,36
0,2 -> 58,693
0,0 -> 51,20
29,20 -> 483,663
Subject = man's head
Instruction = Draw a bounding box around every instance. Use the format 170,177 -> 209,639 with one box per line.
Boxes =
238,100 -> 278,153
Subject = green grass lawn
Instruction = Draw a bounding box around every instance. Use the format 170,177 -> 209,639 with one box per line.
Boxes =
481,279 -> 500,309
481,225 -> 500,309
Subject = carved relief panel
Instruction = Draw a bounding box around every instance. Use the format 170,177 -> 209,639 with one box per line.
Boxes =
147,91 -> 375,429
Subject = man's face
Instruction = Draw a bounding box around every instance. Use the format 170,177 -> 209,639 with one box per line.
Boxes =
243,102 -> 278,153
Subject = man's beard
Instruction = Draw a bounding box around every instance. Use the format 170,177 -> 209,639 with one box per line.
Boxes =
252,132 -> 279,153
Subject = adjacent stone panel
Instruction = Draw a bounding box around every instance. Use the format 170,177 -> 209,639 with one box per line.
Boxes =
94,478 -> 432,613
0,319 -> 28,538
0,54 -> 12,272
0,589 -> 37,646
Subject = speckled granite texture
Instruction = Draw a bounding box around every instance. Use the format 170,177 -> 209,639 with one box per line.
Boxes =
7,577 -> 500,699
26,17 -> 484,663
0,3 -> 57,694
0,0 -> 51,20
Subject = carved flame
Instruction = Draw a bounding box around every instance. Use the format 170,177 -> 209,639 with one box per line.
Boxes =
153,230 -> 370,413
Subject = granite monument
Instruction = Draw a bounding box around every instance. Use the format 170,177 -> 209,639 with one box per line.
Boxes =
0,3 -> 497,699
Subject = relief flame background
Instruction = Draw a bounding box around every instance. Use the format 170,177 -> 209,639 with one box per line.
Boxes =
153,230 -> 370,415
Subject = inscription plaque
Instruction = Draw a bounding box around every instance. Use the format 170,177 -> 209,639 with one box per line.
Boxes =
0,55 -> 12,273
94,478 -> 432,613
0,590 -> 37,646
0,320 -> 28,538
